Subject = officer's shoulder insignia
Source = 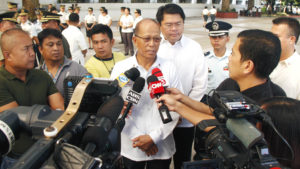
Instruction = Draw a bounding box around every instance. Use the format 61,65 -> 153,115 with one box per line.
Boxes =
204,51 -> 210,57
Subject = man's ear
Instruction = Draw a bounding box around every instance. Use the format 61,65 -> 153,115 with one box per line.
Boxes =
290,35 -> 296,45
111,38 -> 115,46
243,59 -> 254,75
132,36 -> 137,46
2,50 -> 11,61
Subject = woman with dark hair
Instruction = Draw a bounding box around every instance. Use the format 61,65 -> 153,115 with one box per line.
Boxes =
262,97 -> 300,169
120,7 -> 134,56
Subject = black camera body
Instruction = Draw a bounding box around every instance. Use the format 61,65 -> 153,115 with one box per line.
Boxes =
0,78 -> 122,169
190,90 -> 280,169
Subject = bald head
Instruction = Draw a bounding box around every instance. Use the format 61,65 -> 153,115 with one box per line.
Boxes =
1,28 -> 30,52
134,18 -> 160,35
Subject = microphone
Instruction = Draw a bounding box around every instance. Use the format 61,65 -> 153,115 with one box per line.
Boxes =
147,75 -> 172,124
116,77 -> 145,131
115,67 -> 140,87
82,96 -> 124,154
152,67 -> 169,88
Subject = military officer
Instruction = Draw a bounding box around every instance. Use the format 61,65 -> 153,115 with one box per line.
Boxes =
204,21 -> 232,95
18,8 -> 39,44
58,5 -> 68,31
7,2 -> 18,12
0,11 -> 18,66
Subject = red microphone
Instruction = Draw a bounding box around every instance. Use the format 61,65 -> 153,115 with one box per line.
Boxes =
147,75 -> 172,123
152,68 -> 168,87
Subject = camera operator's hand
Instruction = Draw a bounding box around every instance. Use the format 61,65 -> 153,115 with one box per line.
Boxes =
156,94 -> 180,112
132,135 -> 157,155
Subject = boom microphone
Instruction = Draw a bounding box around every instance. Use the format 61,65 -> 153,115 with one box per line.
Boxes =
82,96 -> 124,154
147,75 -> 172,124
116,77 -> 145,131
115,67 -> 140,87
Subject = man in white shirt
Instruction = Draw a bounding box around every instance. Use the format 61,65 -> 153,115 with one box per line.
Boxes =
111,19 -> 182,169
270,17 -> 300,100
156,4 -> 207,169
18,9 -> 38,45
62,13 -> 88,66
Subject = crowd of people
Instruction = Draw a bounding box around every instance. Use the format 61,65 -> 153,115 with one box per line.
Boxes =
0,1 -> 300,169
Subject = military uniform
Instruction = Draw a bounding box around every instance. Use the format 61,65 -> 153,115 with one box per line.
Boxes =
84,8 -> 96,37
0,11 -> 18,62
19,9 -> 37,39
205,50 -> 231,94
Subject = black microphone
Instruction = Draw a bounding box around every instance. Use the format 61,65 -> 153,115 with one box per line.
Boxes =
116,77 -> 145,131
82,96 -> 124,154
147,75 -> 172,124
115,67 -> 140,87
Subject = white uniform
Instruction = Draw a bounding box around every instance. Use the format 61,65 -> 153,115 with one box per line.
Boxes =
205,50 -> 231,94
58,11 -> 68,24
133,16 -> 143,29
20,20 -> 37,38
98,14 -> 112,26
84,13 -> 96,24
34,19 -> 42,34
120,15 -> 134,33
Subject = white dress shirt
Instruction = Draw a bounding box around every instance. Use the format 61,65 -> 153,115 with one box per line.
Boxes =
120,15 -> 134,33
110,55 -> 182,161
202,9 -> 209,15
62,25 -> 88,65
270,51 -> 300,100
158,35 -> 208,127
205,49 -> 231,94
210,8 -> 217,15
133,16 -> 143,29
34,19 -> 42,34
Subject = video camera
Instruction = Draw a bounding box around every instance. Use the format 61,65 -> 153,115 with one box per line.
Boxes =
187,90 -> 282,169
0,76 -> 124,169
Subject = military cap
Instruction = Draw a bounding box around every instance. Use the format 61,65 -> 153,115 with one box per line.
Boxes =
0,11 -> 18,23
205,21 -> 232,36
18,8 -> 29,16
88,7 -> 93,11
75,7 -> 80,10
68,6 -> 73,10
7,2 -> 18,9
40,11 -> 61,23
60,5 -> 65,8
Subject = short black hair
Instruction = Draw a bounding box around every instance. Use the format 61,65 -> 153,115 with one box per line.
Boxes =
126,7 -> 130,12
272,17 -> 300,43
38,28 -> 62,46
69,13 -> 79,22
121,7 -> 126,10
156,3 -> 185,24
237,29 -> 281,79
103,8 -> 108,14
90,24 -> 113,40
135,9 -> 141,15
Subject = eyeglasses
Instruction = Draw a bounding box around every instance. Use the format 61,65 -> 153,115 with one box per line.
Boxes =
135,34 -> 162,43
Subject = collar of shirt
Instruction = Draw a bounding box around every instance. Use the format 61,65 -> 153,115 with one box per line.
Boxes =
208,49 -> 231,60
160,33 -> 184,48
280,51 -> 300,67
131,52 -> 165,74
0,66 -> 33,83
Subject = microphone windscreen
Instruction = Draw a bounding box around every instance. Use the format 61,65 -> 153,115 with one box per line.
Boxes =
96,96 -> 124,122
226,118 -> 264,149
124,67 -> 140,81
132,77 -> 145,93
147,75 -> 159,85
152,68 -> 163,77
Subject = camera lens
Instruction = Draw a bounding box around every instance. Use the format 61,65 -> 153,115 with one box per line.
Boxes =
0,112 -> 20,155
